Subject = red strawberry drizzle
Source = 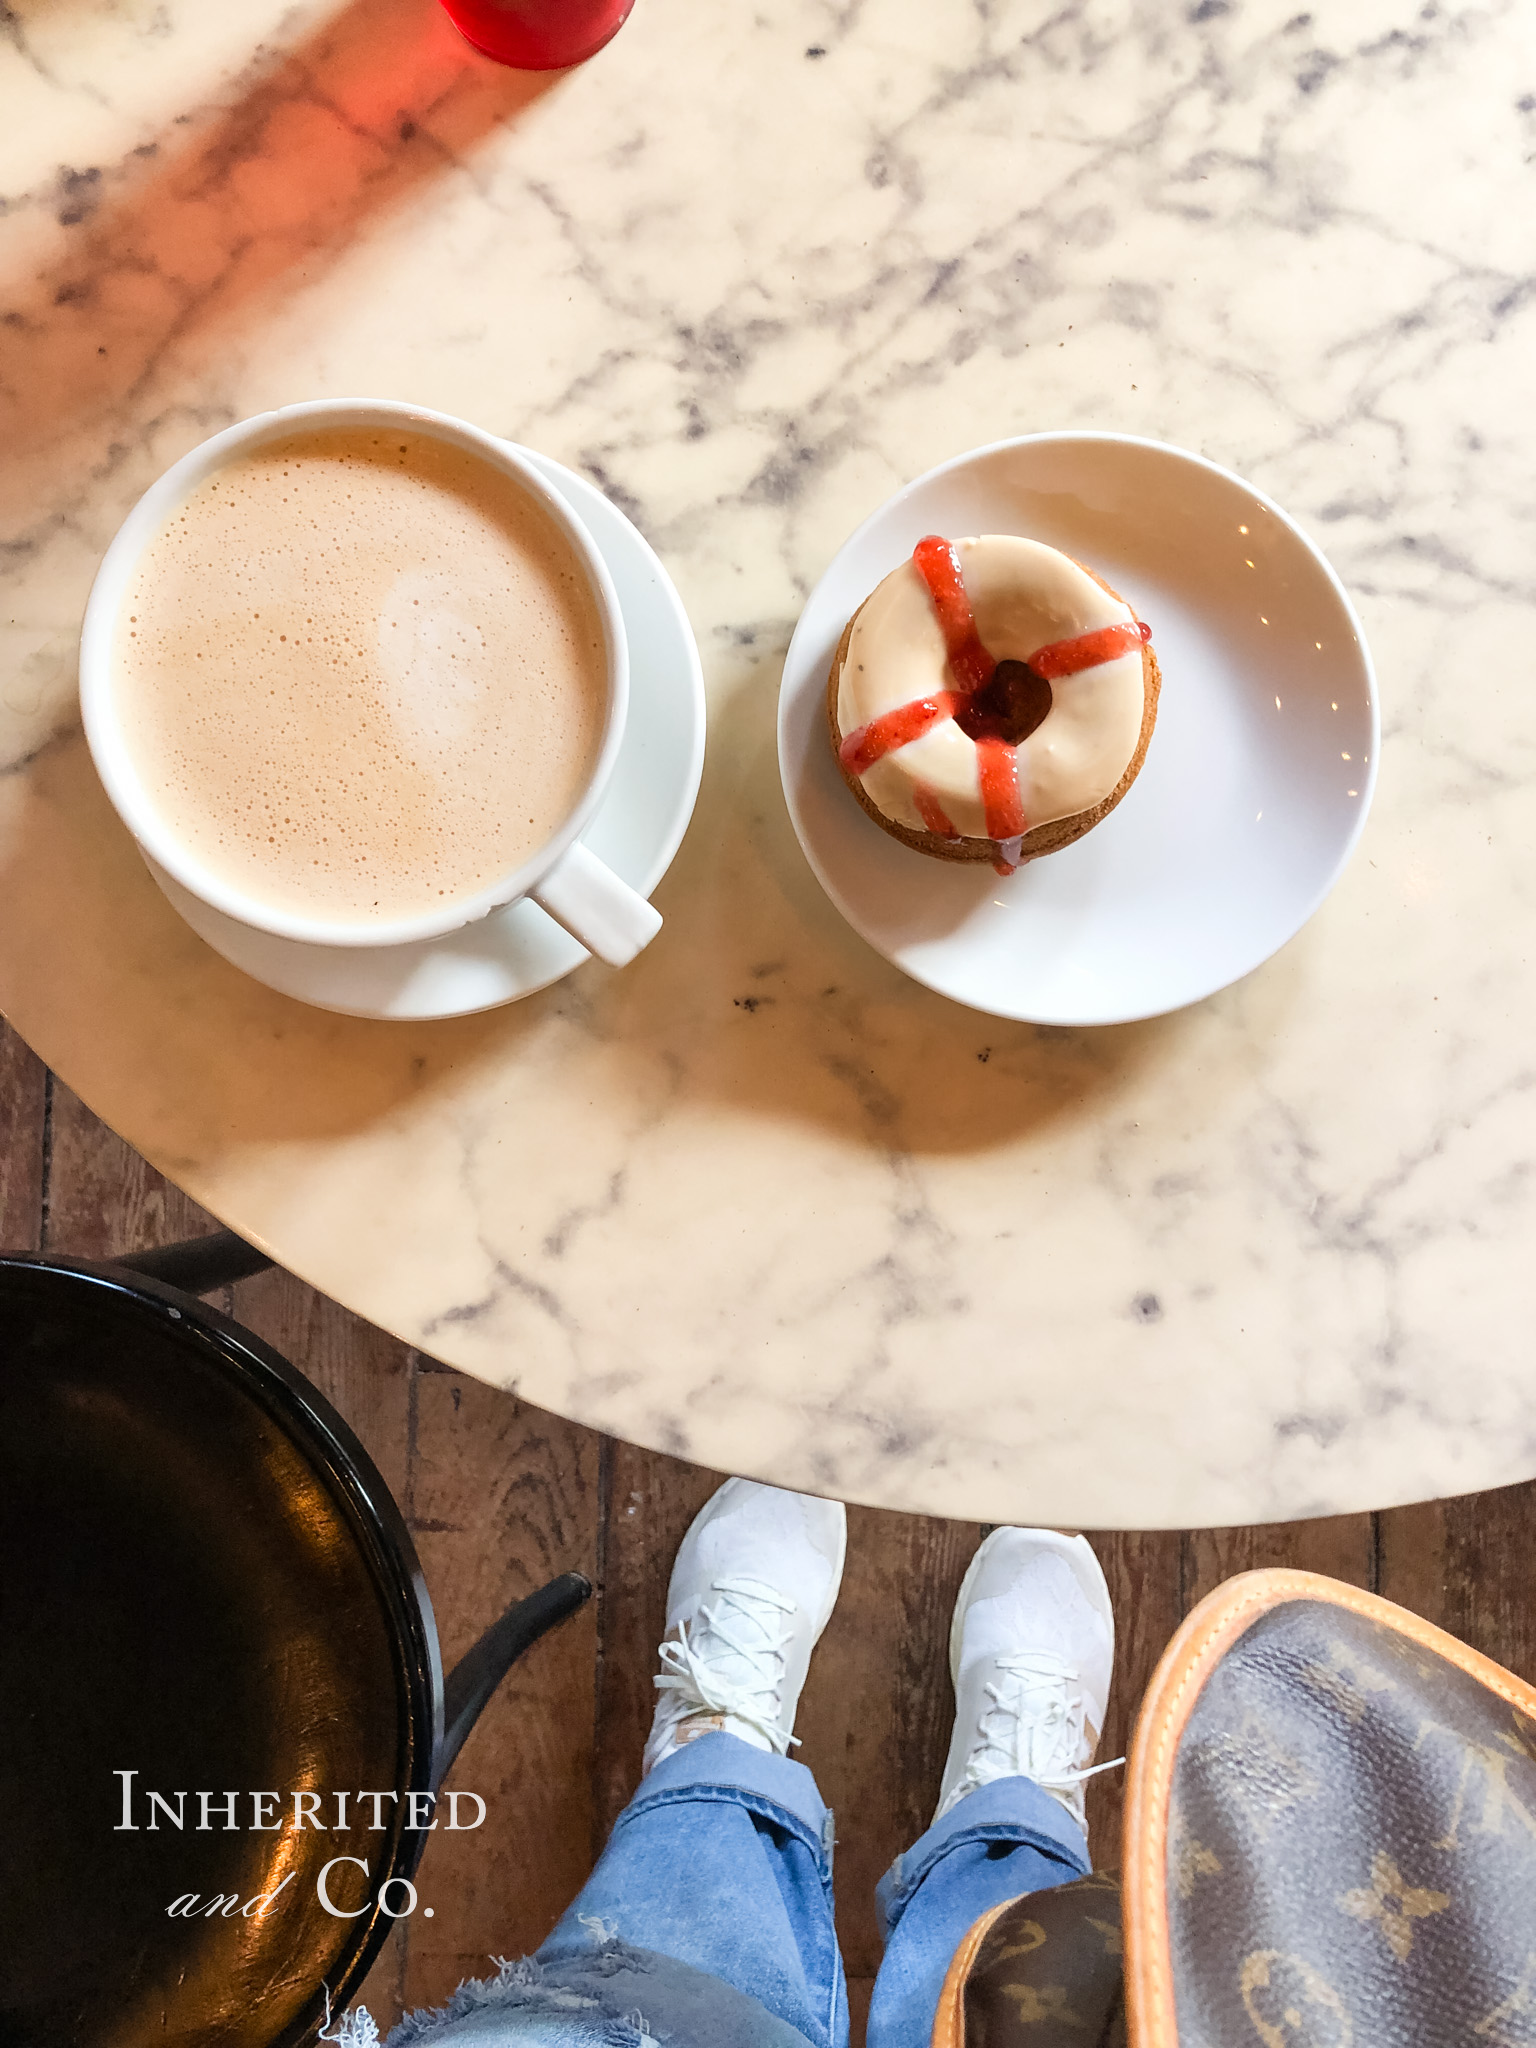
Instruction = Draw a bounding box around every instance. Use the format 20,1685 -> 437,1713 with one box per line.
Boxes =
1031,618 -> 1151,679
910,535 -> 1025,857
839,691 -> 962,777
912,782 -> 958,838
911,535 -> 996,692
974,738 -> 1025,839
838,536 -> 1150,875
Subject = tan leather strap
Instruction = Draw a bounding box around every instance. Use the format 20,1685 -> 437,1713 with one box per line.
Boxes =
930,1894 -> 1021,2048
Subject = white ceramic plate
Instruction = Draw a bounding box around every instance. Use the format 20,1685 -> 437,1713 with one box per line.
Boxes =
153,450 -> 705,1019
778,433 -> 1378,1024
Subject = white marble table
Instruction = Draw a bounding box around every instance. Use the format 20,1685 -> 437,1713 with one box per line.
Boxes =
2,0 -> 1532,1528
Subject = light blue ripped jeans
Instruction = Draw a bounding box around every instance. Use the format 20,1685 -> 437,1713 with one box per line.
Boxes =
345,1732 -> 1088,2048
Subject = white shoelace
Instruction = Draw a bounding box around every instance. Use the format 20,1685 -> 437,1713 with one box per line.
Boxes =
653,1576 -> 800,1754
949,1647 -> 1123,1813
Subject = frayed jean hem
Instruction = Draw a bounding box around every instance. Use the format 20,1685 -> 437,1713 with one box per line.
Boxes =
333,1938 -> 669,2048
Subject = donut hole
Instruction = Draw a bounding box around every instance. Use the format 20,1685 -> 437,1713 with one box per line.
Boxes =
954,659 -> 1053,746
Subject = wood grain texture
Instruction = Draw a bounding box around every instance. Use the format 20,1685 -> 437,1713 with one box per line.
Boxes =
0,1018 -> 45,1249
42,1074 -> 216,1257
1083,1531 -> 1185,1865
799,1504 -> 984,1990
1379,1482 -> 1536,1684
400,1367 -> 601,2017
1183,1513 -> 1376,1608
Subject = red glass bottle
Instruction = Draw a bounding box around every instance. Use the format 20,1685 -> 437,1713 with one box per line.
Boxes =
439,0 -> 635,69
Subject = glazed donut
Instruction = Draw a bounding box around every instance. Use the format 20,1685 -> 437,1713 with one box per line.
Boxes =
827,534 -> 1160,873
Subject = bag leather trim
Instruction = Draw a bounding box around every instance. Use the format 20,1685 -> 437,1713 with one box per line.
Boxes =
1121,1567 -> 1536,2048
930,1893 -> 1019,2048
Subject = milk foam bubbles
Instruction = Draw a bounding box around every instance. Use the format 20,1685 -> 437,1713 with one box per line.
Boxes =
113,427 -> 607,924
375,568 -> 491,765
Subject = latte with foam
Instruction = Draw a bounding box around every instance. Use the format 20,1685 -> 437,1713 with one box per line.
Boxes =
112,427 -> 608,925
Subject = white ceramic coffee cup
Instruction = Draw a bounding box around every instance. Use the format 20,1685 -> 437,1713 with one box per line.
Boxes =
79,398 -> 662,968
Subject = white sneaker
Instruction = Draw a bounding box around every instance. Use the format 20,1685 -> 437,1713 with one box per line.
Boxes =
642,1477 -> 847,1774
935,1528 -> 1117,1836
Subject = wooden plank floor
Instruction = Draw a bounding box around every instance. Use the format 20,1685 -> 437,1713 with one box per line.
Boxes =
4,1018 -> 1533,2042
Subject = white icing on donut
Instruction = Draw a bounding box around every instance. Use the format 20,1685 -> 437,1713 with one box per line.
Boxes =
836,535 -> 1146,842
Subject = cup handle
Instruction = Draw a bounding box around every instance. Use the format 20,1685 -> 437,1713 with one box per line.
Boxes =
530,842 -> 662,967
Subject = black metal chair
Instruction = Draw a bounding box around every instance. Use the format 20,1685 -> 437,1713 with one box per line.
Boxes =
0,1231 -> 591,2048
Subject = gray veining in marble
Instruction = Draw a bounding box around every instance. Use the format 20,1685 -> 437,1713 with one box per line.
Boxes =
2,0 -> 1534,1525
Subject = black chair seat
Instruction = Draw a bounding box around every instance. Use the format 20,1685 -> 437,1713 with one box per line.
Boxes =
0,1252 -> 586,2048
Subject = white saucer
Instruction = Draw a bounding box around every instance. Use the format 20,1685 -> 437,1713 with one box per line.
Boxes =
778,433 -> 1379,1025
154,449 -> 705,1019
